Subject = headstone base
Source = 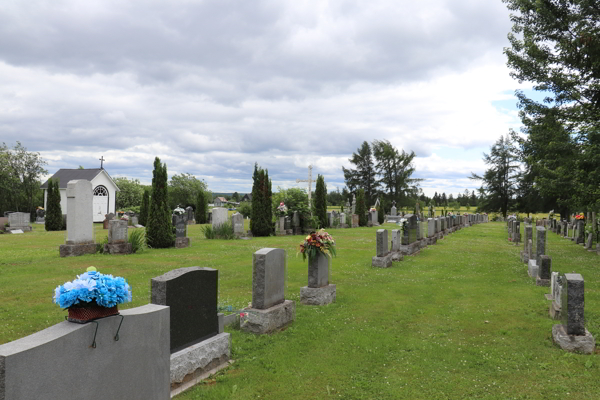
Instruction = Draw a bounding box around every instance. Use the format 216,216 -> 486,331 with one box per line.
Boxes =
367,221 -> 373,227
391,252 -> 403,262
59,243 -> 97,257
170,332 -> 231,395
240,300 -> 295,334
552,324 -> 595,355
544,294 -> 553,301
293,227 -> 303,235
103,242 -> 133,255
300,284 -> 336,306
8,229 -> 24,234
527,259 -> 538,278
286,229 -> 293,235
371,254 -> 392,268
396,242 -> 420,256
536,277 -> 550,287
427,236 -> 437,246
418,238 -> 428,249
175,237 -> 190,248
549,301 -> 561,320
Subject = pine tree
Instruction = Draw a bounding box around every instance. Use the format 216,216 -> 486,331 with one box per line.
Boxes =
356,189 -> 367,226
250,165 -> 272,236
196,190 -> 208,224
377,203 -> 384,224
45,178 -> 63,231
313,174 -> 328,228
138,188 -> 150,226
146,157 -> 174,248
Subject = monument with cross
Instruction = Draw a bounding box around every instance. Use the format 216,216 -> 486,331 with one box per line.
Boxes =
296,165 -> 313,214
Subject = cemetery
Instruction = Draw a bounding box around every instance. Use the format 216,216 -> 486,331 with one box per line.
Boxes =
1,215 -> 599,399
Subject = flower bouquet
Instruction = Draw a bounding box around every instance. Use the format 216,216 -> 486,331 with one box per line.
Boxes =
575,213 -> 585,220
276,202 -> 288,217
297,229 -> 336,263
54,267 -> 132,323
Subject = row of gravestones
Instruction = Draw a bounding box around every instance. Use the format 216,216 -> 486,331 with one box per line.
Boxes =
509,221 -> 596,354
553,216 -> 599,255
0,246 -> 331,400
371,213 -> 489,268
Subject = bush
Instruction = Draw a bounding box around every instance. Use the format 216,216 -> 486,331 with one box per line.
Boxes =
146,157 -> 175,248
128,228 -> 147,253
238,201 -> 252,218
201,222 -> 235,240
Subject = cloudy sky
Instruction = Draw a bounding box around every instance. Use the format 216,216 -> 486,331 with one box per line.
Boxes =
0,0 -> 529,198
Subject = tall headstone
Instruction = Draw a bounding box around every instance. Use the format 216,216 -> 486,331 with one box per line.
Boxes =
241,248 -> 295,334
536,226 -> 546,265
351,214 -> 359,228
339,212 -> 346,228
391,205 -> 397,217
232,212 -> 244,237
212,207 -> 228,228
151,267 -> 219,353
185,206 -> 195,224
59,180 -> 96,257
174,214 -> 190,248
536,255 -> 551,286
576,220 -> 585,244
376,229 -> 388,257
552,273 -> 595,354
352,194 -> 356,215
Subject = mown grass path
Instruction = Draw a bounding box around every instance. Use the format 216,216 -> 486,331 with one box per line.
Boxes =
0,222 -> 598,399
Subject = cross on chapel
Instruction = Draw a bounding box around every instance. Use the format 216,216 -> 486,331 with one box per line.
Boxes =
99,156 -> 105,169
296,165 -> 313,214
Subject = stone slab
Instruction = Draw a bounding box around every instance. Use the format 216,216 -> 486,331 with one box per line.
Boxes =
104,242 -> 133,255
300,284 -> 336,306
252,248 -> 285,310
170,332 -> 231,385
59,243 -> 97,257
552,324 -> 595,355
396,242 -> 420,256
527,259 -> 538,278
371,254 -> 393,268
8,229 -> 24,234
0,304 -> 170,400
240,300 -> 295,334
175,237 -> 190,248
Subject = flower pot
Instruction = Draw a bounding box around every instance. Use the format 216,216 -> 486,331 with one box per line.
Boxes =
67,303 -> 119,323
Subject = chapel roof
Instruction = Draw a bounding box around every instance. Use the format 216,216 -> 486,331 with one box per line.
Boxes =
40,169 -> 117,190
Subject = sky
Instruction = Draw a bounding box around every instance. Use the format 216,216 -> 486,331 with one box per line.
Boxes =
0,0 -> 530,198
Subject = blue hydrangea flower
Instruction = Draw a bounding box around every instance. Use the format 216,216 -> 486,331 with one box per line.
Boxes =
53,270 -> 132,309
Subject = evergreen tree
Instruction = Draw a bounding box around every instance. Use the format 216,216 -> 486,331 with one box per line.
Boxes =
313,174 -> 328,228
377,202 -> 384,224
250,165 -> 272,236
45,178 -> 62,231
342,141 -> 379,206
356,189 -> 367,226
138,188 -> 150,226
146,157 -> 174,248
470,135 -> 520,218
196,189 -> 208,224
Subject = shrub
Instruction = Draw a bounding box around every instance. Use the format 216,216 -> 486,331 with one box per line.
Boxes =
128,228 -> 147,253
146,157 -> 175,248
201,222 -> 235,240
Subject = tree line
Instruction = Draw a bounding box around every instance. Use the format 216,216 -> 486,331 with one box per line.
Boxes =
473,1 -> 600,218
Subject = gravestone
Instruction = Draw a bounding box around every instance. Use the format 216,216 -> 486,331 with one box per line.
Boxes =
104,220 -> 132,255
131,216 -> 138,226
59,180 -> 96,257
513,221 -> 521,244
185,206 -> 195,224
211,207 -> 228,228
351,214 -> 359,228
398,214 -> 419,255
0,216 -> 7,231
576,220 -> 585,244
371,209 -> 378,226
241,248 -> 295,334
151,267 -> 221,351
277,216 -> 286,235
585,233 -> 593,250
547,271 -> 560,302
300,252 -> 336,305
0,304 -> 170,400
536,255 -> 551,286
8,212 -> 31,232
151,267 -> 230,390
552,273 -> 595,354
173,214 -> 190,248
391,229 -> 400,251
536,226 -> 546,265
35,208 -> 45,224
339,212 -> 346,229
391,205 -> 397,216
352,194 -> 356,214
232,212 -> 244,237
372,229 -> 392,268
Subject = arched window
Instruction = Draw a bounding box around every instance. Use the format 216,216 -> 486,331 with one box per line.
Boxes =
93,185 -> 109,196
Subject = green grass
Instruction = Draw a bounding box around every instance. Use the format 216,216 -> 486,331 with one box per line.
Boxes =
0,222 -> 599,399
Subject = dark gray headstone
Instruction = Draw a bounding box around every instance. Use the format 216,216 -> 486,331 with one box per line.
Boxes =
404,214 -> 417,243
174,214 -> 186,238
252,248 -> 285,310
151,267 -> 218,353
536,226 -> 546,263
539,255 -> 551,280
561,273 -> 585,336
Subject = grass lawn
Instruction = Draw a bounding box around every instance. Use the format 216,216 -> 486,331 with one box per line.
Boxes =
1,222 -> 599,399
